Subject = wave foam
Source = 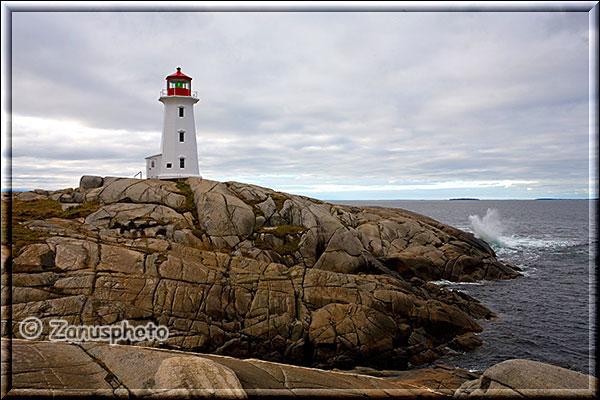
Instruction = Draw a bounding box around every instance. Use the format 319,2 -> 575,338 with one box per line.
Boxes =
469,208 -> 505,246
500,235 -> 580,250
468,209 -> 581,251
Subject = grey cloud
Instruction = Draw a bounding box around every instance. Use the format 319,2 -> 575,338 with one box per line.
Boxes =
7,10 -> 592,198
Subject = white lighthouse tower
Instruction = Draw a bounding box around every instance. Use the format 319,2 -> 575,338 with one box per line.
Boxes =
146,67 -> 201,179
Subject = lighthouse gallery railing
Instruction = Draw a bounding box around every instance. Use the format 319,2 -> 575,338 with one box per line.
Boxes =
160,89 -> 198,98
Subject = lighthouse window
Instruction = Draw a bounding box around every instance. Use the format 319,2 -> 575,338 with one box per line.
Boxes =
169,80 -> 189,89
166,163 -> 172,169
151,161 -> 155,168
179,158 -> 185,168
179,130 -> 185,142
179,107 -> 184,117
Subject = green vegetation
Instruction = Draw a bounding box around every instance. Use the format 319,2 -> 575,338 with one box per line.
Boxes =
9,222 -> 46,257
61,202 -> 101,219
3,198 -> 100,256
254,235 -> 302,256
175,181 -> 198,222
270,193 -> 290,212
254,224 -> 306,238
11,199 -> 100,223
253,224 -> 306,256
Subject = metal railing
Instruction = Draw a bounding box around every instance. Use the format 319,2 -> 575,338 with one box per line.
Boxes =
160,89 -> 198,98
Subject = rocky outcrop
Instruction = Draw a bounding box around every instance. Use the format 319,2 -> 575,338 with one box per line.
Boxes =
4,177 -> 522,370
12,177 -> 520,282
2,338 -> 478,398
454,359 -> 597,399
79,175 -> 103,190
4,340 -> 596,399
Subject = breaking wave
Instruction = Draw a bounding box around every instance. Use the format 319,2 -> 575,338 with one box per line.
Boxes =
468,208 -> 582,252
469,208 -> 505,246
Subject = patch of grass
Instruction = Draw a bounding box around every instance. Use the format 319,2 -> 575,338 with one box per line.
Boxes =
254,235 -> 302,256
251,205 -> 265,218
11,199 -> 100,223
271,193 -> 290,212
2,199 -> 46,256
8,219 -> 47,256
12,199 -> 64,222
4,199 -> 101,256
253,224 -> 306,256
1,200 -> 9,245
176,181 -> 198,223
61,201 -> 100,219
255,224 -> 307,238
277,236 -> 302,255
254,237 -> 271,251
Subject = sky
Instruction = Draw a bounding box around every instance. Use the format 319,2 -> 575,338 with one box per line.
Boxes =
2,4 -> 597,200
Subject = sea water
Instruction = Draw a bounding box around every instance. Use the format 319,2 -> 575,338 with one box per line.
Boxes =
333,199 -> 596,375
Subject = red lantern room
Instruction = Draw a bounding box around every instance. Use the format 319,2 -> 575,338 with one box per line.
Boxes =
166,67 -> 192,96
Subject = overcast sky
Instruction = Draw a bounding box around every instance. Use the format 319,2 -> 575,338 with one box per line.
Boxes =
3,6 -> 596,199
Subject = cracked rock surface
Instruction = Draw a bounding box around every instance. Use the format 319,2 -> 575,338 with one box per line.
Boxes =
454,359 -> 597,399
5,176 -> 521,370
3,338 -> 477,398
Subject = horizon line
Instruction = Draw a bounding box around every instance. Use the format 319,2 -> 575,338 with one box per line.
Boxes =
2,188 -> 596,201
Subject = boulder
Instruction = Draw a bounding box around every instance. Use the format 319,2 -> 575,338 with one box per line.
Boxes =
188,178 -> 255,238
79,175 -> 103,189
96,177 -> 185,209
85,203 -> 190,233
14,191 -> 47,201
455,359 -> 598,399
154,357 -> 246,398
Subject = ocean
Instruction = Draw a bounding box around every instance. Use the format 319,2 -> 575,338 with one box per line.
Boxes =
333,199 -> 596,376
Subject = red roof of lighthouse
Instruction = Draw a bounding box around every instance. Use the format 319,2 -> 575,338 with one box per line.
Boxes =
166,67 -> 192,81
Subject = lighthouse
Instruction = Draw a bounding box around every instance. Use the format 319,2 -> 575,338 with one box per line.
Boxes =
146,67 -> 201,179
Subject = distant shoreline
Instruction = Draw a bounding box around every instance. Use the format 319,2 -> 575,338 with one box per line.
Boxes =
3,188 -> 596,201
328,198 -> 595,202
449,198 -> 480,201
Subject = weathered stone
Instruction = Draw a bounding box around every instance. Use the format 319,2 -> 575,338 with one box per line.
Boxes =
52,239 -> 99,271
4,339 -> 114,394
257,197 -> 277,220
84,187 -> 103,202
85,203 -> 189,231
189,178 -> 255,238
97,244 -> 144,275
79,175 -> 103,189
14,191 -> 47,201
448,332 -> 483,352
8,176 -> 525,372
4,339 -> 467,397
13,244 -> 55,268
97,177 -> 185,209
455,359 -> 598,399
154,356 -> 246,398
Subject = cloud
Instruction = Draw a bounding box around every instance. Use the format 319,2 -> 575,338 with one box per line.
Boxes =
5,9 -> 593,199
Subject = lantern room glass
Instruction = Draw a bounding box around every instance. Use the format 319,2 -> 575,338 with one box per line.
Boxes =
168,80 -> 190,90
